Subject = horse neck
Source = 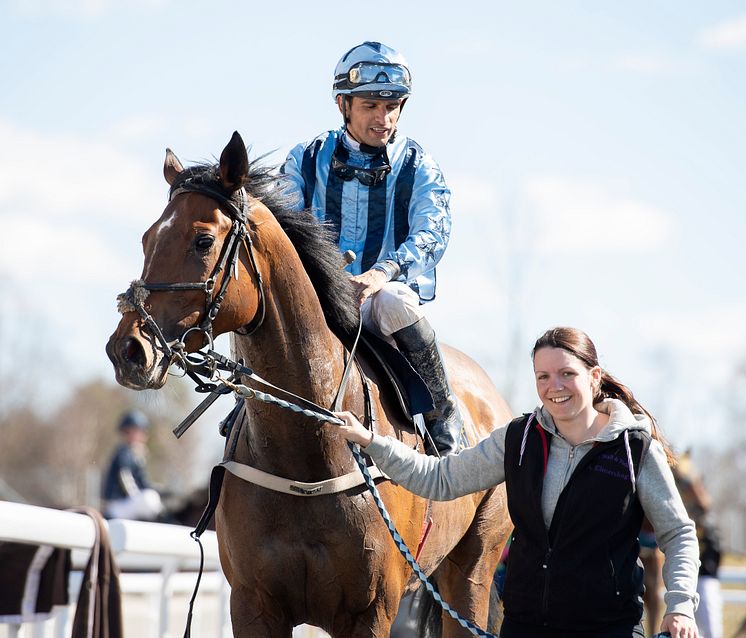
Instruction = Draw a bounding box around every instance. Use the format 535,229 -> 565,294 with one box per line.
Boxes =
230,232 -> 352,475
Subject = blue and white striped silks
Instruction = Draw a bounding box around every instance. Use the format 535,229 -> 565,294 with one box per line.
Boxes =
280,128 -> 452,303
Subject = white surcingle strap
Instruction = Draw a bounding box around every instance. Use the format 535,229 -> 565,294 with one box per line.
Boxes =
220,460 -> 389,496
624,429 -> 636,493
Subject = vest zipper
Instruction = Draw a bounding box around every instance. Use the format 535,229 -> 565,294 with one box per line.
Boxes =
610,558 -> 620,597
561,445 -> 576,487
541,442 -> 576,621
541,546 -> 552,619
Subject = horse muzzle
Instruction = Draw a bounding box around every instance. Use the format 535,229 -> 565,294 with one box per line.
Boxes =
106,326 -> 170,390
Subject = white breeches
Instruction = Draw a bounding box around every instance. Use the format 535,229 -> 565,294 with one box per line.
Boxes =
361,282 -> 424,339
105,488 -> 164,521
695,575 -> 723,638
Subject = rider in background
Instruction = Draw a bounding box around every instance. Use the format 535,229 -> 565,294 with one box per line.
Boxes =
101,410 -> 164,521
332,327 -> 700,638
280,41 -> 461,456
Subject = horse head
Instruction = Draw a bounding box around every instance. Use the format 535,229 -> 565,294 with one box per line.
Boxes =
106,132 -> 264,390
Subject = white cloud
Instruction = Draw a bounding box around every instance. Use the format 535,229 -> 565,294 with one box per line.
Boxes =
449,175 -> 500,214
436,173 -> 504,292
438,35 -> 496,58
181,117 -> 216,141
0,120 -> 166,390
9,0 -> 168,18
557,52 -> 698,77
520,175 -> 676,254
447,174 -> 502,240
0,214 -> 132,285
0,119 -> 163,226
699,15 -> 746,50
630,302 -> 746,446
107,114 -> 166,143
640,303 -> 746,361
614,53 -> 693,75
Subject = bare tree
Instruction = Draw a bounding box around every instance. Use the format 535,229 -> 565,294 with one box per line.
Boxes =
0,376 -> 206,510
692,357 -> 746,553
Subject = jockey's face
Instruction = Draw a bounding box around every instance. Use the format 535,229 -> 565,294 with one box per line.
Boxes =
122,425 -> 148,448
338,96 -> 403,147
533,347 -> 601,427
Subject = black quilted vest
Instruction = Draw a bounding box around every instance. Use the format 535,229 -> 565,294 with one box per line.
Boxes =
502,414 -> 651,631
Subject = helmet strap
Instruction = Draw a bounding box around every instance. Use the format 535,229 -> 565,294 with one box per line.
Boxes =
339,95 -> 405,145
387,98 -> 406,143
342,95 -> 352,125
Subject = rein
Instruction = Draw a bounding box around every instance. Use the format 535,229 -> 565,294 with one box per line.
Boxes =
186,362 -> 497,638
177,349 -> 496,637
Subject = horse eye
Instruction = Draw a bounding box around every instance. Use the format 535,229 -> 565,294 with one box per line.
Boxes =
195,234 -> 215,252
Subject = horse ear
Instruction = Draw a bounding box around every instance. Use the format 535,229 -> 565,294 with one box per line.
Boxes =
164,149 -> 184,185
219,131 -> 249,193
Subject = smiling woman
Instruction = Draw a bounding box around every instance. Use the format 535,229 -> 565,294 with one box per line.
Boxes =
533,346 -> 604,444
333,326 -> 701,638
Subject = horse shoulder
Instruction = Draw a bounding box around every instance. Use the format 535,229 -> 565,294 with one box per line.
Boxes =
440,343 -> 512,438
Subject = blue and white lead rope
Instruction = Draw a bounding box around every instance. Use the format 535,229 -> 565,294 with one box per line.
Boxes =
347,441 -> 498,638
223,376 -> 498,637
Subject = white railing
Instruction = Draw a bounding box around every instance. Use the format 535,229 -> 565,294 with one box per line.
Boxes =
0,501 -> 330,638
717,565 -> 746,604
25,503 -> 746,634
0,500 -> 228,638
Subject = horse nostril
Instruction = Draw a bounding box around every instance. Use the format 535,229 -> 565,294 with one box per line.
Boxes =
105,338 -> 117,365
122,336 -> 146,367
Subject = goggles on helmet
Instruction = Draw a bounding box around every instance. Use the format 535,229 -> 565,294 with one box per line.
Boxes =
334,62 -> 411,93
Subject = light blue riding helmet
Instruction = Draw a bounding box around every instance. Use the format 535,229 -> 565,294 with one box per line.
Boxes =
332,41 -> 412,101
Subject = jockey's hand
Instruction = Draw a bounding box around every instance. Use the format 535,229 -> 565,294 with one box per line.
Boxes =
660,612 -> 698,638
331,411 -> 374,448
350,268 -> 387,305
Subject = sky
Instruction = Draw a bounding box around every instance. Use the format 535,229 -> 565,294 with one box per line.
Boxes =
1,0 -> 745,451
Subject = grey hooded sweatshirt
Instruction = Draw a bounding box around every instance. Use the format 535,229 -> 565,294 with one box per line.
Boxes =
364,398 -> 700,619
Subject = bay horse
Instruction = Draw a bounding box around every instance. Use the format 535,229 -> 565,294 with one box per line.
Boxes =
106,132 -> 513,637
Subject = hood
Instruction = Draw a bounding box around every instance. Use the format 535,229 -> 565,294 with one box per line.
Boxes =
534,398 -> 650,443
524,399 -> 651,493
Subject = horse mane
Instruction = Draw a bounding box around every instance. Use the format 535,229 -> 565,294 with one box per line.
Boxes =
172,159 -> 360,348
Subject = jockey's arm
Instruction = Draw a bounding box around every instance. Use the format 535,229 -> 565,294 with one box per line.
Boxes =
383,154 -> 452,283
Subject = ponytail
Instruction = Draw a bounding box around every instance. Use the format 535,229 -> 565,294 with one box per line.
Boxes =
596,370 -> 675,466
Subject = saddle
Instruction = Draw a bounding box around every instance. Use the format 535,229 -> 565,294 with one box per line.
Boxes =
356,329 -> 434,422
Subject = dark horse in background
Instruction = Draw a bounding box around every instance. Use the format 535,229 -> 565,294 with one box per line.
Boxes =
106,132 -> 513,637
641,450 -> 721,636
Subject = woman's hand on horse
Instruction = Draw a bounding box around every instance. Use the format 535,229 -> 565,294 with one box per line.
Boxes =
659,612 -> 699,638
350,269 -> 387,305
332,411 -> 374,447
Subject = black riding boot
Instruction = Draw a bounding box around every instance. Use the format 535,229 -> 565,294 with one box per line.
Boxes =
392,318 -> 463,456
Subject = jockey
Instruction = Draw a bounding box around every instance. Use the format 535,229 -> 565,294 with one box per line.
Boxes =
280,41 -> 462,456
101,410 -> 164,521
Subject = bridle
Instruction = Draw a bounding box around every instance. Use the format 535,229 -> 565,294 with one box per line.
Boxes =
116,169 -> 363,410
116,175 -> 266,383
